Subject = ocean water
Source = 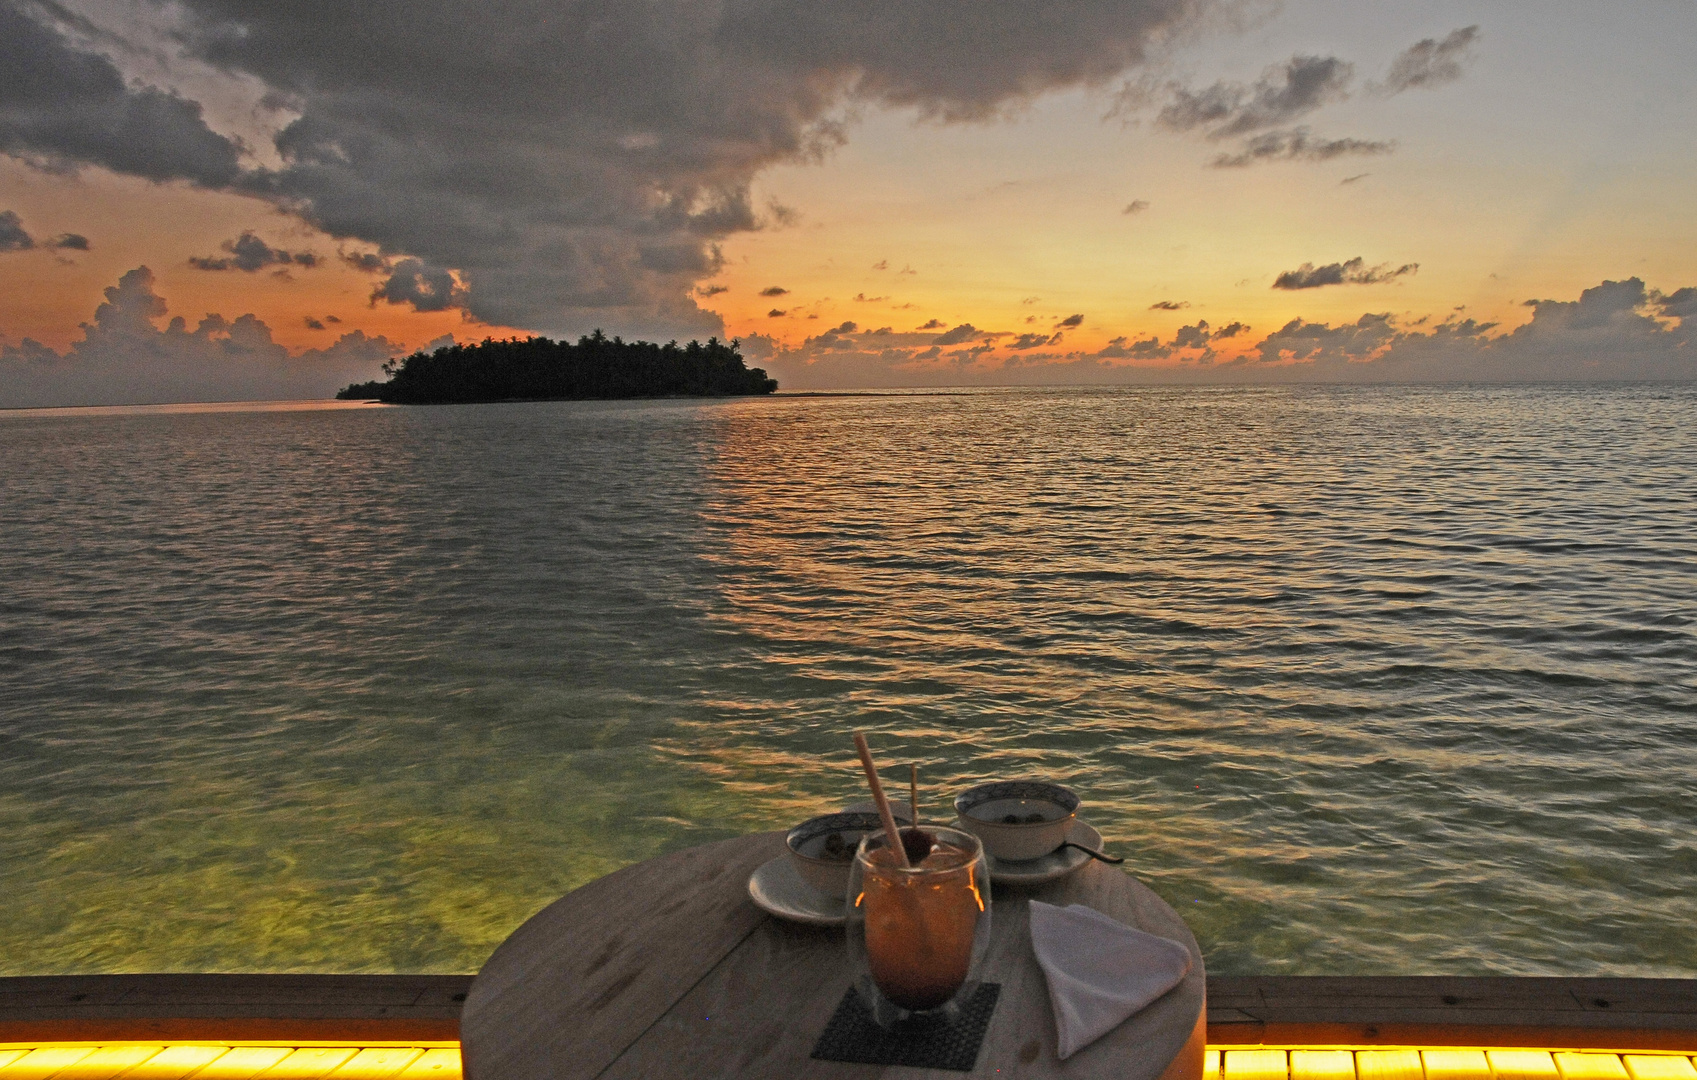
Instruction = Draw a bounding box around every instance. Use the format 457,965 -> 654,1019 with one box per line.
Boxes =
1,384 -> 1693,977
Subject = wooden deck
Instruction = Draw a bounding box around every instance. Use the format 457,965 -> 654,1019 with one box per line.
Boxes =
0,976 -> 468,1045
1,975 -> 1694,1078
1207,977 -> 1697,1052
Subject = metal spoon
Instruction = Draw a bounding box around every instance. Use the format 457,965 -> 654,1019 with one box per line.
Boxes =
1059,840 -> 1124,864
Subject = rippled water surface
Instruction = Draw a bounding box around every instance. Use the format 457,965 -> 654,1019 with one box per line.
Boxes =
2,385 -> 1694,975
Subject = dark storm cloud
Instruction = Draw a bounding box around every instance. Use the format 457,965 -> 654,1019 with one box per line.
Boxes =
0,2 -> 242,186
370,258 -> 465,312
697,284 -> 729,296
341,250 -> 388,273
68,0 -> 1200,337
1210,128 -> 1393,168
304,316 -> 325,330
1157,55 -> 1353,139
1272,257 -> 1418,290
0,209 -> 32,251
50,232 -> 90,250
1211,321 -> 1248,338
1056,313 -> 1085,328
189,231 -> 317,272
759,286 -> 790,297
1375,27 -> 1480,95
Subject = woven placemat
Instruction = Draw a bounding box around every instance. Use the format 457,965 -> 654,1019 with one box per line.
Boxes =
811,983 -> 1001,1072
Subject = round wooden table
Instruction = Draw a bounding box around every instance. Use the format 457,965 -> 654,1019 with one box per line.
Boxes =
462,832 -> 1205,1079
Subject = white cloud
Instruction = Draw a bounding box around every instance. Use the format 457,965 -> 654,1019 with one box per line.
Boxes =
1,267 -> 401,407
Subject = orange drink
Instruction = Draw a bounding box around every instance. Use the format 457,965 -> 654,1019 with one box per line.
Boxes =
848,825 -> 991,1022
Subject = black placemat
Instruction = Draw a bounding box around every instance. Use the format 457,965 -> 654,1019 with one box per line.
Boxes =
811,983 -> 1001,1072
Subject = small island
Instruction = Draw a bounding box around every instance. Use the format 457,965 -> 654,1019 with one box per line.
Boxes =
336,331 -> 777,403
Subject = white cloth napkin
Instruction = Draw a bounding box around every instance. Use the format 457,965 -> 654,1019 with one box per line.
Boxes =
1028,900 -> 1193,1060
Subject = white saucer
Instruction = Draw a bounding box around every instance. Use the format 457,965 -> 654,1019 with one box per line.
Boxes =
747,855 -> 848,927
986,820 -> 1105,885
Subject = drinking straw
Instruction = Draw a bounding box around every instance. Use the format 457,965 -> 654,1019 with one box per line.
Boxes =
910,764 -> 919,827
853,732 -> 911,869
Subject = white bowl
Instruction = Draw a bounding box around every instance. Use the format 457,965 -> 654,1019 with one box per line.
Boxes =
954,781 -> 1080,862
786,809 -> 910,899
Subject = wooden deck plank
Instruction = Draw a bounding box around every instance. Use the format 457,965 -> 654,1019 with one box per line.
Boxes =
0,978 -> 471,1021
1206,977 -> 1697,1051
1622,1058 -> 1697,1080
1290,1049 -> 1354,1080
121,1046 -> 232,1080
0,1046 -> 96,1080
0,976 -> 470,1046
1556,1055 -> 1631,1080
1357,1050 -> 1424,1080
48,1045 -> 163,1080
255,1048 -> 359,1079
190,1047 -> 293,1080
392,1049 -> 459,1080
1489,1051 -> 1561,1080
1207,978 -> 1697,1025
326,1049 -> 424,1079
1425,1049 -> 1492,1080
1226,1049 -> 1289,1080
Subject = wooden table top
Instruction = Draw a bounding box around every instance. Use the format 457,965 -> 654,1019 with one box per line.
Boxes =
461,831 -> 1205,1079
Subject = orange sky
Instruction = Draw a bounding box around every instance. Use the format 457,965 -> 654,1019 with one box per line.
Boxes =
2,0 -> 1694,396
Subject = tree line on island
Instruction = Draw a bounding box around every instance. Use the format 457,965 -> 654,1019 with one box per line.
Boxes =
337,332 -> 777,403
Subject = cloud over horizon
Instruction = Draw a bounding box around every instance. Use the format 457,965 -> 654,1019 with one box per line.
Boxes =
5,271 -> 1689,404
755,276 -> 1692,389
1,267 -> 400,407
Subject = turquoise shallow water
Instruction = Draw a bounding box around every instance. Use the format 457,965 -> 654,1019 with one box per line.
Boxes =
1,385 -> 1694,976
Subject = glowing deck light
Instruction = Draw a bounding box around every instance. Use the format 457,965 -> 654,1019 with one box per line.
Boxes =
1424,1050 -> 1493,1080
1226,1048 -> 1292,1080
0,1041 -> 1690,1079
1291,1049 -> 1357,1080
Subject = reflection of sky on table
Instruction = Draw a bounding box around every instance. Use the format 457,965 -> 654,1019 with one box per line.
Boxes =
2,385 -> 1694,975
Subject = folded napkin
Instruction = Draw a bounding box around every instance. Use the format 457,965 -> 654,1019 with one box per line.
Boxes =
1028,900 -> 1193,1060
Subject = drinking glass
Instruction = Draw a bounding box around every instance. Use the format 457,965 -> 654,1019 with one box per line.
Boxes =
846,824 -> 992,1029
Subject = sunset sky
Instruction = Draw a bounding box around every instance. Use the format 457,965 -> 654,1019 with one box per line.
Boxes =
2,0 -> 1694,404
